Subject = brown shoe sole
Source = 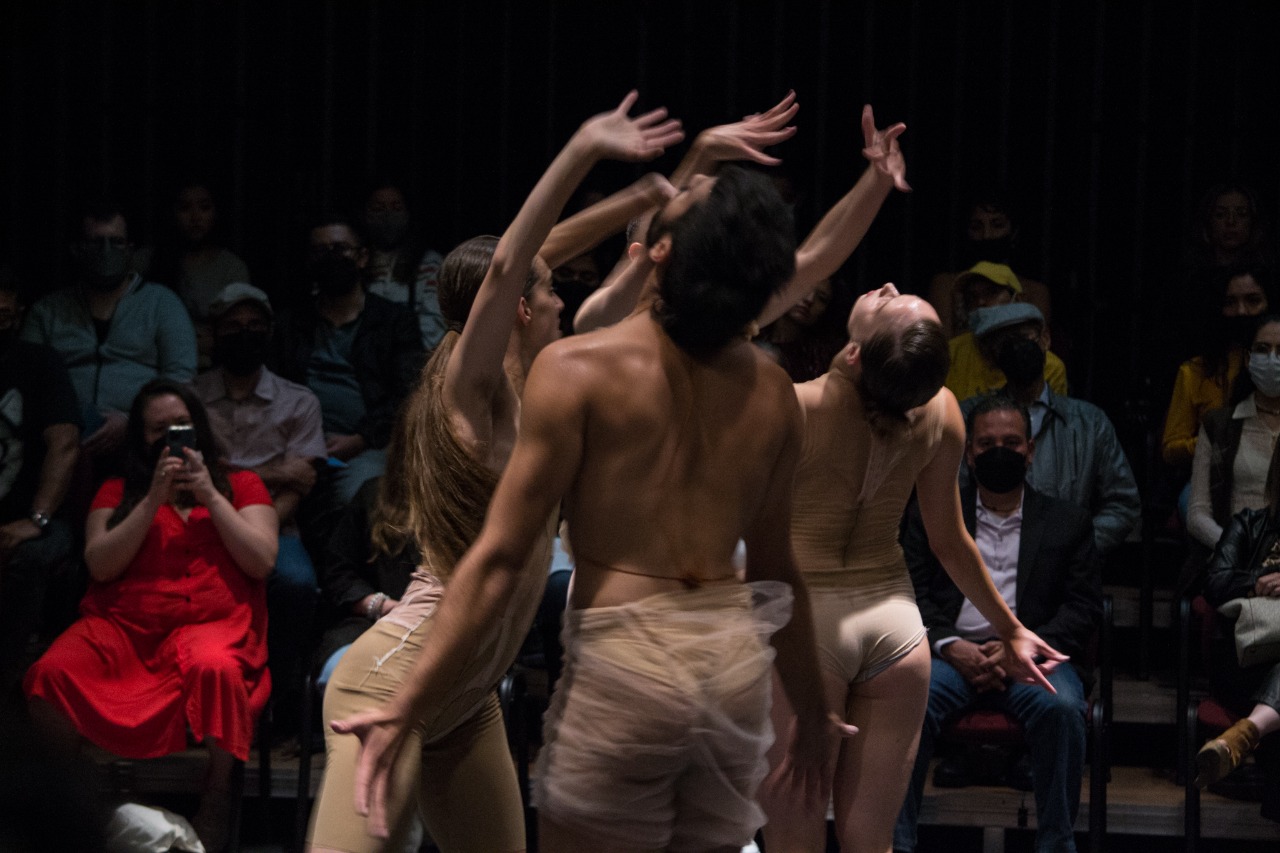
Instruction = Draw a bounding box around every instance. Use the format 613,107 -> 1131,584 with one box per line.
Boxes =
1195,739 -> 1236,788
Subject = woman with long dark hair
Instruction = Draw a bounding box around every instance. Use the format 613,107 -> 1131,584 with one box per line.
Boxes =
24,378 -> 277,852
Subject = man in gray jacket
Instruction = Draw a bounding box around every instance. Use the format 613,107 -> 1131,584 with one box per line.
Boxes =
958,302 -> 1140,556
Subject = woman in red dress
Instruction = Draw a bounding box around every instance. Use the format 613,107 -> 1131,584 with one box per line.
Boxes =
25,378 -> 278,852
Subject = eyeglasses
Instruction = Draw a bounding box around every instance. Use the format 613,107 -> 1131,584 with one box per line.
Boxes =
79,237 -> 127,251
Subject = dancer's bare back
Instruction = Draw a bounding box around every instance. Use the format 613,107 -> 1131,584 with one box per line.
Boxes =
518,310 -> 804,609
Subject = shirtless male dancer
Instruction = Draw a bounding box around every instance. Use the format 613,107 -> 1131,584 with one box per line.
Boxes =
760,283 -> 1067,853
334,165 -> 840,852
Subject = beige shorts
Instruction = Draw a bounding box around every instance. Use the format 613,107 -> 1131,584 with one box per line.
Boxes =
807,573 -> 927,684
535,581 -> 792,852
307,619 -> 524,853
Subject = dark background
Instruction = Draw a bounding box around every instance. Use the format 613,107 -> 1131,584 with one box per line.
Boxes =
2,0 -> 1277,415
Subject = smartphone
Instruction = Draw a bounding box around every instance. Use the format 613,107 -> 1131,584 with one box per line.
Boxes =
166,425 -> 198,461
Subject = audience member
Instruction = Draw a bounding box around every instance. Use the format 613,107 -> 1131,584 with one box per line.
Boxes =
926,191 -> 1052,339
894,395 -> 1102,853
271,214 -> 425,508
552,251 -> 601,338
313,476 -> 414,689
1186,315 -> 1280,552
1163,264 -> 1274,470
1194,448 -> 1280,822
1187,183 -> 1272,278
194,282 -> 326,730
21,201 -> 197,462
757,276 -> 851,382
24,379 -> 277,853
957,303 -> 1139,556
361,180 -> 448,352
134,180 -> 252,367
0,271 -> 81,703
944,263 -> 1068,402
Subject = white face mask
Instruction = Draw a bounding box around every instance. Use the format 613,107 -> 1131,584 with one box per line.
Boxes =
1249,352 -> 1280,399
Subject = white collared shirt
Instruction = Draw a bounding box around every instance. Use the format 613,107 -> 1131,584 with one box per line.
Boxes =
934,492 -> 1023,654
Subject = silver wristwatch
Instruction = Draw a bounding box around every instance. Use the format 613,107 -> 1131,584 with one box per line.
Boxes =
30,511 -> 51,533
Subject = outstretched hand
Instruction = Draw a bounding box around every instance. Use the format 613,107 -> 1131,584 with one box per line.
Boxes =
1001,625 -> 1069,693
328,704 -> 413,839
860,104 -> 910,192
579,90 -> 685,163
696,90 -> 800,166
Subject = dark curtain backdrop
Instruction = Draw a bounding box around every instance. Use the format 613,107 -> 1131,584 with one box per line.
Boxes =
3,0 -> 1278,414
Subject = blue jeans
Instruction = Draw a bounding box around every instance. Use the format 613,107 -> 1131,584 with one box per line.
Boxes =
329,448 -> 387,506
893,656 -> 1087,853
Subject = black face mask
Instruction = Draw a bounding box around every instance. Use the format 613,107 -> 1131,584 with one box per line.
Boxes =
213,330 -> 269,377
972,446 -> 1028,494
962,234 -> 1014,267
309,252 -> 362,296
77,241 -> 130,291
995,336 -> 1046,386
0,328 -> 17,355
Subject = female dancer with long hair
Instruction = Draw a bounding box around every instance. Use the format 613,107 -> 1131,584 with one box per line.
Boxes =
305,93 -> 682,853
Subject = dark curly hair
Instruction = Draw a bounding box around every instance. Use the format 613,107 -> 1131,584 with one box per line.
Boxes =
651,167 -> 796,356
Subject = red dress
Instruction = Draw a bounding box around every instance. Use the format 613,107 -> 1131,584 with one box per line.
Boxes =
25,471 -> 272,761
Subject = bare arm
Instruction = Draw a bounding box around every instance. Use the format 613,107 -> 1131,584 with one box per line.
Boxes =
760,104 -> 909,327
914,392 -> 1067,690
445,92 -> 682,428
180,453 -> 279,579
668,91 -> 800,188
573,238 -> 657,334
539,173 -> 675,270
32,423 -> 79,516
742,387 -> 826,729
84,454 -> 183,583
331,347 -> 588,837
575,93 -> 801,335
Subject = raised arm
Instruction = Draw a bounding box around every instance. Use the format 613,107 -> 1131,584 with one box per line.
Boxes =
759,104 -> 909,326
539,173 -> 675,271
180,454 -> 278,579
85,454 -> 184,583
445,92 -> 682,425
573,238 -> 657,334
669,90 -> 800,188
330,346 -> 588,837
913,393 -> 1067,691
574,93 -> 801,335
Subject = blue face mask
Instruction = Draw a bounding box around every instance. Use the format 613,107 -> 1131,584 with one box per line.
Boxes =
1249,352 -> 1280,399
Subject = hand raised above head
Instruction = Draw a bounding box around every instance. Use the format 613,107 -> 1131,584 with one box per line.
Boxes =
696,90 -> 801,166
860,104 -> 910,192
578,90 -> 685,163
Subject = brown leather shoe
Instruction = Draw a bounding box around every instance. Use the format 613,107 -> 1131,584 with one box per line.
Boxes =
1196,718 -> 1261,788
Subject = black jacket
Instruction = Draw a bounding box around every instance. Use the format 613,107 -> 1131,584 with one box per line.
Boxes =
272,292 -> 425,449
902,484 -> 1103,679
1203,507 -> 1280,607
